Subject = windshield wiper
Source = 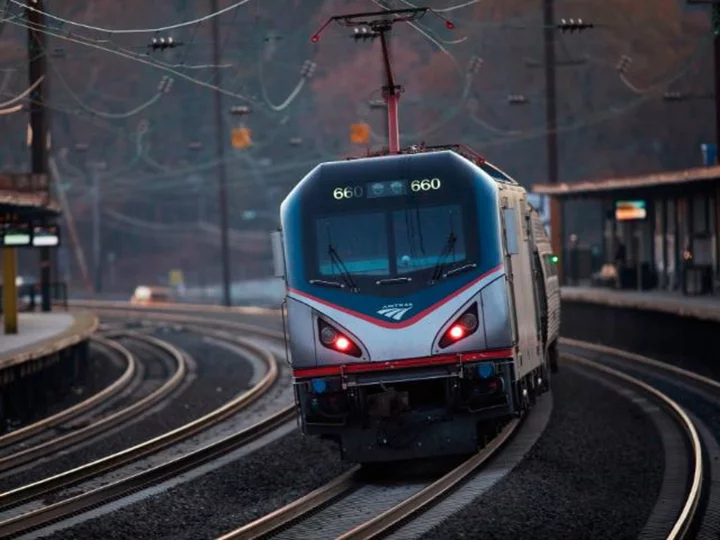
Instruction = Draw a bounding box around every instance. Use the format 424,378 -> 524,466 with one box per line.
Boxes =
376,276 -> 412,286
442,263 -> 477,279
328,244 -> 359,291
429,232 -> 457,283
309,279 -> 345,289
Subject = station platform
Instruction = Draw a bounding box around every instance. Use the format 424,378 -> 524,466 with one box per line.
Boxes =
561,286 -> 720,324
0,311 -> 98,369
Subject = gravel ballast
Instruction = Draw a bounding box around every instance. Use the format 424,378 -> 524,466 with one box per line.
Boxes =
41,358 -> 665,540
421,363 -> 665,540
42,430 -> 351,540
0,328 -> 255,492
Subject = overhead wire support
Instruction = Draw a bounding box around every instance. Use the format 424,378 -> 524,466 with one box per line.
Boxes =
210,0 -> 232,307
311,7 -> 455,154
26,0 -> 53,311
149,36 -> 182,51
556,18 -> 593,33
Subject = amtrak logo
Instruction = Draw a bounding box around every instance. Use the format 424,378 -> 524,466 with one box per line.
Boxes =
377,303 -> 414,321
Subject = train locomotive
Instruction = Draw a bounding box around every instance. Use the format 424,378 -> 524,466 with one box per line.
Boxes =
271,146 -> 560,463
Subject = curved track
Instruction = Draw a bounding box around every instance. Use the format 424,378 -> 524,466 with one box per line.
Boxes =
561,338 -> 720,539
0,336 -> 136,451
0,315 -> 289,538
0,332 -> 186,476
219,348 -> 704,540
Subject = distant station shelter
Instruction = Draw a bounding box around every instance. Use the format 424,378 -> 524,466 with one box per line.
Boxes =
532,165 -> 720,296
0,172 -> 61,331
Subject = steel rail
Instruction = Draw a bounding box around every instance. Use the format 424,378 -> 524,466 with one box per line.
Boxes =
563,352 -> 703,540
0,335 -> 136,449
223,419 -> 521,540
0,405 -> 296,538
0,331 -> 186,475
0,322 -> 278,511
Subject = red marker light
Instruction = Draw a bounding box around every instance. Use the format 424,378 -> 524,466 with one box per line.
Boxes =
311,34 -> 320,43
449,325 -> 465,340
445,20 -> 455,30
336,336 -> 351,351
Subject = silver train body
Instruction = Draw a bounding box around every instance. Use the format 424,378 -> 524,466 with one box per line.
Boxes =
272,150 -> 560,462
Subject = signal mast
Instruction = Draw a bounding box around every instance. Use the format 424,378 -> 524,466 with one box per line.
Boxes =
311,7 -> 455,154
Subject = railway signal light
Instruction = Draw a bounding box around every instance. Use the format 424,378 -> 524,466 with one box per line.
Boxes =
149,36 -> 181,51
507,94 -> 529,105
350,123 -> 370,145
231,127 -> 252,149
557,19 -> 593,33
616,55 -> 632,74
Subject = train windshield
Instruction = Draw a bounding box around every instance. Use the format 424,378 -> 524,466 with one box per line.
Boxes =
314,203 -> 471,289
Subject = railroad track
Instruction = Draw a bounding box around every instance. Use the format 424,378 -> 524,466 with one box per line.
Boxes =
0,316 -> 292,538
0,335 -> 136,453
560,338 -> 720,539
218,349 -> 704,540
0,331 -> 187,475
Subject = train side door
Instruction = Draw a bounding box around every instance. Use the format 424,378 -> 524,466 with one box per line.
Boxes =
500,197 -> 519,347
524,209 -> 544,353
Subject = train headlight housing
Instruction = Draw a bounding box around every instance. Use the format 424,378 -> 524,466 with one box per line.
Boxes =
439,303 -> 480,349
320,326 -> 337,345
317,319 -> 362,358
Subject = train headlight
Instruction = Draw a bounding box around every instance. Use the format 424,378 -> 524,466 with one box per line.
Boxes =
459,312 -> 478,332
439,303 -> 480,349
320,326 -> 337,345
317,319 -> 362,358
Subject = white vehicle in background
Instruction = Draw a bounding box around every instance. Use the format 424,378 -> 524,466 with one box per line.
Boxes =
130,285 -> 174,306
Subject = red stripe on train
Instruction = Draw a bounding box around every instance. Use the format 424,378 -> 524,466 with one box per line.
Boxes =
293,348 -> 513,378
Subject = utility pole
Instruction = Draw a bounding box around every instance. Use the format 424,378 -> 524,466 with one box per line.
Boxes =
27,0 -> 52,311
538,4 -> 593,284
210,0 -> 232,307
685,1 -> 720,146
542,0 -> 563,284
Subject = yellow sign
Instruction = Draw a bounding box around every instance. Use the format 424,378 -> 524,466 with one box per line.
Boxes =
350,123 -> 370,145
231,127 -> 252,149
169,269 -> 184,286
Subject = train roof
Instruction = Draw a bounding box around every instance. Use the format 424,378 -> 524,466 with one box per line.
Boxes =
345,143 -> 520,186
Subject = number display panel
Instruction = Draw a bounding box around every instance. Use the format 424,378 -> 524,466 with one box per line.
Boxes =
332,178 -> 444,200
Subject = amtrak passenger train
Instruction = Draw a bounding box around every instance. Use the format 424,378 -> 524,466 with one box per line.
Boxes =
271,145 -> 560,463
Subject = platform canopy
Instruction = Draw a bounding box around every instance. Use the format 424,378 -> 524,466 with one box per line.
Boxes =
0,171 -> 60,217
532,165 -> 720,199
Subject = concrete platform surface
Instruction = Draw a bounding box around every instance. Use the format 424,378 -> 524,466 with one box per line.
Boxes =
561,286 -> 720,323
0,312 -> 98,368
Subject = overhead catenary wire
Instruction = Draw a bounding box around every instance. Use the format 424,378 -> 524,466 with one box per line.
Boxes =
0,74 -> 44,107
9,0 -> 253,35
1,16 -> 265,110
